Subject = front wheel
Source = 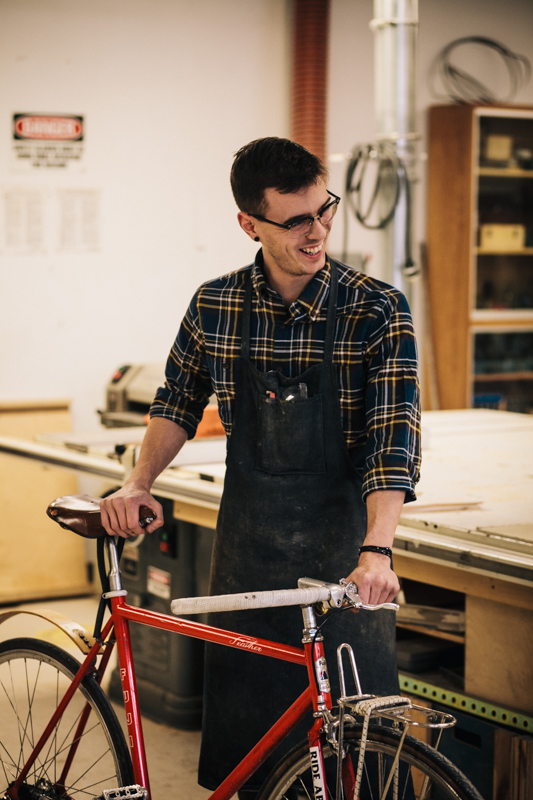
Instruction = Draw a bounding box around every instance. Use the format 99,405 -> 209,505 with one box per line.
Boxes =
0,638 -> 134,800
257,723 -> 483,800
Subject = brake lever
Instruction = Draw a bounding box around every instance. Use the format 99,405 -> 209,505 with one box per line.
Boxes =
339,579 -> 399,612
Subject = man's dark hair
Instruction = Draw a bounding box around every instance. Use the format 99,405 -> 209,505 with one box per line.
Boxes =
230,137 -> 328,215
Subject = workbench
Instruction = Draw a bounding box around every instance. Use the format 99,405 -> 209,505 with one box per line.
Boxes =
0,408 -> 532,725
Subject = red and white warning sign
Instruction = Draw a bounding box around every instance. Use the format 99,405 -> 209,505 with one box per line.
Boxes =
12,113 -> 84,169
14,115 -> 83,140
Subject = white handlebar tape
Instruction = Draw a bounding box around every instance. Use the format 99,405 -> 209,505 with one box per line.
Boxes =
171,586 -> 331,616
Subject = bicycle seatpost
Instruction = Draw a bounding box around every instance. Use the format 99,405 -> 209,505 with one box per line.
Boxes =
104,537 -> 126,597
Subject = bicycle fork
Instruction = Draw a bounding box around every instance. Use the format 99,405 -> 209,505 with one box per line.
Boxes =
301,604 -> 358,800
303,619 -> 412,800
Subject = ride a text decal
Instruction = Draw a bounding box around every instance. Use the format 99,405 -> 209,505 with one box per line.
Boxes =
309,746 -> 326,800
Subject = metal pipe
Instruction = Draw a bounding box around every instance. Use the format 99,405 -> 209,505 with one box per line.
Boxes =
371,0 -> 419,297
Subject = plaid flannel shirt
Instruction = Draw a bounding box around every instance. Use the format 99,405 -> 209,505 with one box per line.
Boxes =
150,253 -> 421,501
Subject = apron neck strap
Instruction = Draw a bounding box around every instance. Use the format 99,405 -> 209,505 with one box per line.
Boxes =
241,276 -> 253,360
241,262 -> 338,362
324,261 -> 338,364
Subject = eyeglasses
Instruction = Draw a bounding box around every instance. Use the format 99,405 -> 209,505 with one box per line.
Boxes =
249,191 -> 341,239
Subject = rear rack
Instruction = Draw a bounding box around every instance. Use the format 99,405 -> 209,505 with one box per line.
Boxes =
332,643 -> 457,800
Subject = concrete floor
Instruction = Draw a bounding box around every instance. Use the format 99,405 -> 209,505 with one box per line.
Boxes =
0,594 -> 212,800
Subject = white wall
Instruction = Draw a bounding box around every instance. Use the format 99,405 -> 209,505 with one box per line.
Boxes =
0,0 -> 290,431
1,0 -> 532,430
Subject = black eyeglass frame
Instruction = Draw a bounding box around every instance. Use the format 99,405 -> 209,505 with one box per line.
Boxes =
248,190 -> 341,237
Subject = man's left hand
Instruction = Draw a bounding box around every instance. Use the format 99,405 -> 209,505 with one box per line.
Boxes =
344,551 -> 400,605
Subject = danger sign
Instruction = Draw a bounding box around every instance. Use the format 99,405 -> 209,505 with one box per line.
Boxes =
14,114 -> 84,141
12,113 -> 85,169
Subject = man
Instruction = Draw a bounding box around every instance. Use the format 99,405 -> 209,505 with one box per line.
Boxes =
101,137 -> 421,795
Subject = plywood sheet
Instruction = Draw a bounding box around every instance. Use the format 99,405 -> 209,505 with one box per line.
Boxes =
478,524 -> 533,545
402,410 -> 533,540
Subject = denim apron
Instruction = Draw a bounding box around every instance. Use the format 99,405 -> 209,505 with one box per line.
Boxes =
198,262 -> 398,791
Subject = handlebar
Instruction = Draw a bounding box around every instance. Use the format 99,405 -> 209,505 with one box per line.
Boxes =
138,507 -> 156,528
170,578 -> 399,617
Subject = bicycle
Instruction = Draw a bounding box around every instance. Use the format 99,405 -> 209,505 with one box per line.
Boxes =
0,494 -> 484,800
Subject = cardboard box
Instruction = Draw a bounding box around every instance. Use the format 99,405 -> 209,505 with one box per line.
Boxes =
484,135 -> 513,163
479,224 -> 526,251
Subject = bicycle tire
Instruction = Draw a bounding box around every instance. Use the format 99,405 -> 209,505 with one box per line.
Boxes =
0,638 -> 134,800
257,723 -> 483,800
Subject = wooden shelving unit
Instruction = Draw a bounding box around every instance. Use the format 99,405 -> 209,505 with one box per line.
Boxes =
474,371 -> 533,382
478,166 -> 533,178
476,247 -> 533,255
396,622 -> 465,645
426,104 -> 533,412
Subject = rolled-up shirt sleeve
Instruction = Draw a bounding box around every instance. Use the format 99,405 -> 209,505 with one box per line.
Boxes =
149,291 -> 213,439
362,290 -> 421,503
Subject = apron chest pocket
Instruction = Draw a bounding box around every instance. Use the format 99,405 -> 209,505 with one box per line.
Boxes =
255,394 -> 326,475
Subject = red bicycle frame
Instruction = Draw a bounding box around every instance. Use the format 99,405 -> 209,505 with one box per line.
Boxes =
113,596 -> 328,800
9,593 -> 356,800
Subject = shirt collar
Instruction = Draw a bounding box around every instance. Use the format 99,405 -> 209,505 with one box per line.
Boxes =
251,249 -> 331,323
251,250 -> 272,303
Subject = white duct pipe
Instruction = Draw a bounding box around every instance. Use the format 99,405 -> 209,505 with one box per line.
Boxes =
371,0 -> 419,297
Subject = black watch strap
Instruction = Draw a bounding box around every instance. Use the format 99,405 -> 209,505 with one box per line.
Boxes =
358,545 -> 393,566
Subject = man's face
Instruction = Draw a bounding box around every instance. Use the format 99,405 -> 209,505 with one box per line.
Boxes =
253,180 -> 333,282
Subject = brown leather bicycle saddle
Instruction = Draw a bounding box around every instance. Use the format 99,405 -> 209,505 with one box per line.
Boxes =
47,494 -> 109,538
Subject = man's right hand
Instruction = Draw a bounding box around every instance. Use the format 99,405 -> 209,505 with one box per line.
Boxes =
100,486 -> 164,539
99,417 -> 188,538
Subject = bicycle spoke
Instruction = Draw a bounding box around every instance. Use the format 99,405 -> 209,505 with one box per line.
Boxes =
37,704 -> 86,781
28,720 -> 115,798
0,729 -> 23,780
1,664 -> 37,774
60,746 -> 112,791
31,668 -> 66,787
24,654 -> 50,790
296,776 -> 312,799
24,654 -> 45,787
0,670 -> 23,754
63,771 -> 127,797
362,757 -> 376,800
417,773 -> 432,800
36,721 -> 112,786
400,771 -> 410,800
53,664 -> 61,786
0,740 -> 18,784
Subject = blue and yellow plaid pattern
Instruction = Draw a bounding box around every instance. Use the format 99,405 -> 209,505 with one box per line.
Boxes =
150,253 -> 421,501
